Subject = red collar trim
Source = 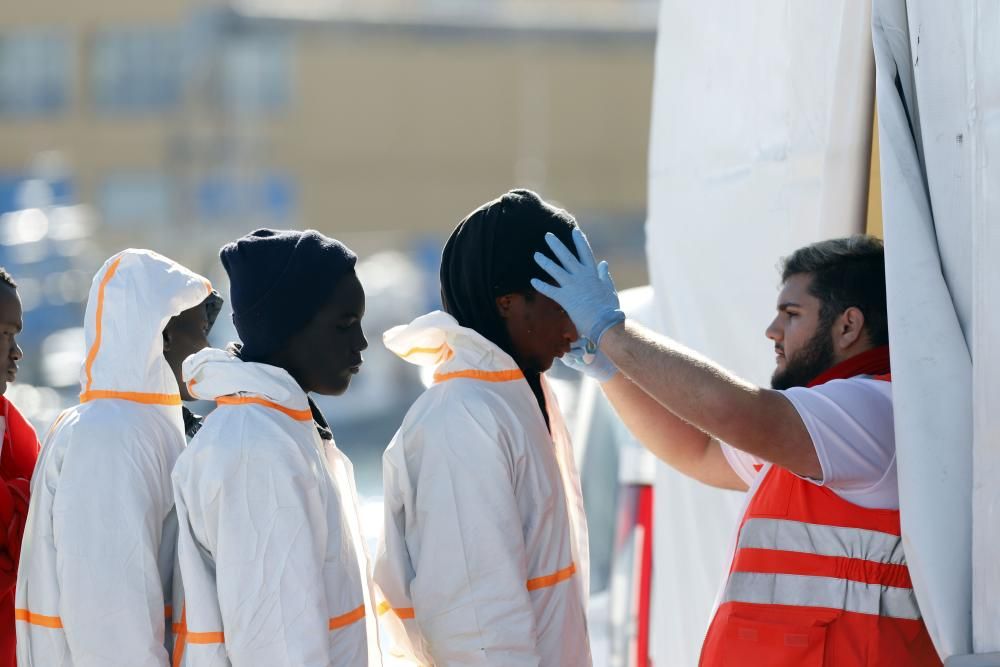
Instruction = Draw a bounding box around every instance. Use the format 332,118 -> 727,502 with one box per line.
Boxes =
807,345 -> 891,388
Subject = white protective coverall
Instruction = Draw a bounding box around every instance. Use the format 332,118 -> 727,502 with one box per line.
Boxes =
375,311 -> 591,666
15,249 -> 213,667
170,347 -> 380,666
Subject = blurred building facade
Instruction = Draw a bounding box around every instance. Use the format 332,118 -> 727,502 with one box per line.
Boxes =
2,8 -> 657,646
0,0 -> 656,427
1,0 -> 656,271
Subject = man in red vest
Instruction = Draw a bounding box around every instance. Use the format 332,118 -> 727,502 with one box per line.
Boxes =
532,233 -> 941,666
0,267 -> 39,667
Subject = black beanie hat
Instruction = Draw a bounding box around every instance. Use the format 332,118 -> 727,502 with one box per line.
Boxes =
220,228 -> 357,359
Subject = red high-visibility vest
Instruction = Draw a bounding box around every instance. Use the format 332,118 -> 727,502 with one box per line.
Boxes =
699,459 -> 941,666
1,396 -> 40,667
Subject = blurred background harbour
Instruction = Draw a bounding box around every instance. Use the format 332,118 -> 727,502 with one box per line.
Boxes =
1,3 -> 658,661
1,0 -> 656,431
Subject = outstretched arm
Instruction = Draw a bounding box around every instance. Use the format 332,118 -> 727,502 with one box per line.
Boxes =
600,319 -> 819,479
600,372 -> 748,490
534,229 -> 820,480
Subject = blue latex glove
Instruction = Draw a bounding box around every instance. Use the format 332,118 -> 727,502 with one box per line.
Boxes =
531,227 -> 625,350
561,339 -> 619,383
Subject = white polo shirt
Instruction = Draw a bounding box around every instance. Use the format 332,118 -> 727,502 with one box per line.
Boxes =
722,377 -> 898,510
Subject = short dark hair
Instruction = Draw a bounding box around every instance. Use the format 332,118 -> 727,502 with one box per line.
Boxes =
780,235 -> 888,346
0,267 -> 16,290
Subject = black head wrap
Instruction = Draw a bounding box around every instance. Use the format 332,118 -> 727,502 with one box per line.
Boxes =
440,189 -> 578,425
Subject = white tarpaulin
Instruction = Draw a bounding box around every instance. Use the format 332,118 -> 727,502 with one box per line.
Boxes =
872,0 -> 1000,661
971,2 -> 1000,655
645,2 -> 875,664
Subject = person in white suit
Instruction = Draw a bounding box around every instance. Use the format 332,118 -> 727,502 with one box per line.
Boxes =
170,229 -> 381,666
376,190 -> 592,666
16,249 -> 215,666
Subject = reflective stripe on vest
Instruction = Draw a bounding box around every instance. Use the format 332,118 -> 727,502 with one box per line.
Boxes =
736,517 -> 907,565
701,372 -> 940,666
700,467 -> 940,666
723,497 -> 920,621
722,572 -> 922,620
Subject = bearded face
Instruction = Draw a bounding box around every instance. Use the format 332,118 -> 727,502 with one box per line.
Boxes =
770,320 -> 835,390
766,273 -> 837,390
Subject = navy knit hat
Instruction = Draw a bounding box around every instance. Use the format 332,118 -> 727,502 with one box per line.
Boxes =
220,228 -> 357,359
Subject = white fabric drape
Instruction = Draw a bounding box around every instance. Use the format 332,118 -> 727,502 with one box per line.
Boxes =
872,0 -> 1000,659
645,2 -> 875,663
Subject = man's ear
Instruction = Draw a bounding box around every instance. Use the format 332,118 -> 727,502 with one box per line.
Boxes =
162,328 -> 173,353
836,306 -> 866,349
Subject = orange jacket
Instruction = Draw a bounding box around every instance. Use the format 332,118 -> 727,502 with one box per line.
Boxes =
700,460 -> 940,666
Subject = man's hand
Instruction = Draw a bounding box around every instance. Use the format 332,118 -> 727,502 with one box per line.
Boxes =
561,339 -> 619,383
531,228 -> 625,348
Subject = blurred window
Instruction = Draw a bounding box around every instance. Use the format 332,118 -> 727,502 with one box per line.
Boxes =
91,28 -> 182,113
99,172 -> 172,227
0,30 -> 71,116
216,36 -> 292,115
195,170 -> 295,223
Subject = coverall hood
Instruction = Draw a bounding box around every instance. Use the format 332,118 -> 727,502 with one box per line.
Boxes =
80,249 -> 213,402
